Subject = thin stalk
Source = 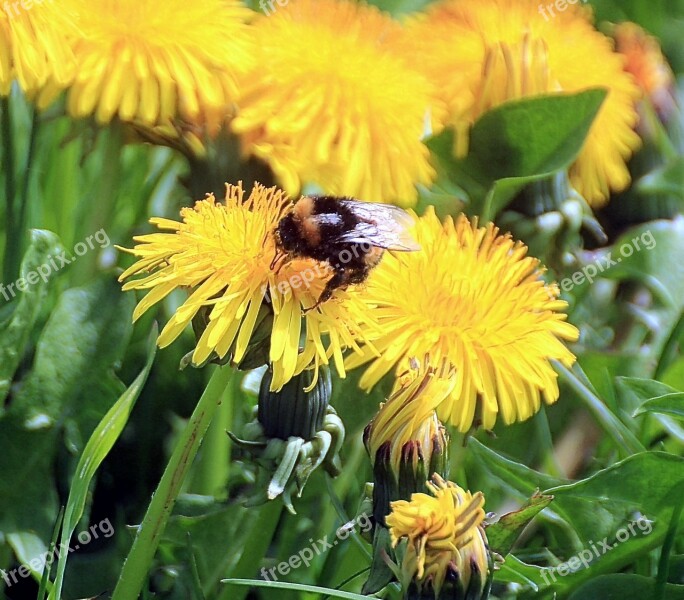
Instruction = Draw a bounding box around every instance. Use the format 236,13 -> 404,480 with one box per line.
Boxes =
17,107 -> 38,237
654,487 -> 684,600
2,94 -> 17,284
111,366 -> 233,600
555,362 -> 644,456
215,502 -> 282,600
72,125 -> 123,286
654,309 -> 684,380
534,406 -> 563,478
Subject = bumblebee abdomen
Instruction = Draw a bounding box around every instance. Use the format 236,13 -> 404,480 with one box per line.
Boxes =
300,216 -> 322,247
364,245 -> 384,268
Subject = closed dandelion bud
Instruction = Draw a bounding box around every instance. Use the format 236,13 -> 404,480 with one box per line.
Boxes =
368,441 -> 396,526
387,474 -> 492,600
500,172 -> 606,270
229,365 -> 343,513
258,365 -> 331,440
365,360 -> 453,525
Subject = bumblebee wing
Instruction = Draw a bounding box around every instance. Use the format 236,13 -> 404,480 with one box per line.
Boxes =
310,213 -> 344,226
336,200 -> 420,251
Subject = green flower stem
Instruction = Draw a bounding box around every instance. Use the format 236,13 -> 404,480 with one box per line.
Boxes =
191,375 -> 235,498
654,309 -> 684,380
112,365 -> 233,600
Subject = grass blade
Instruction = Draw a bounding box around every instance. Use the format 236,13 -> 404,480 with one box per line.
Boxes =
47,325 -> 157,599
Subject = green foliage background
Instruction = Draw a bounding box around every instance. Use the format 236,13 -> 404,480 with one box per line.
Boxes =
1,0 -> 684,599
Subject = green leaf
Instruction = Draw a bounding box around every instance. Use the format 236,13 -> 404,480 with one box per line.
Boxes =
668,555 -> 684,585
160,498 -> 280,598
487,494 -> 554,556
222,578 -> 372,599
428,89 -> 607,218
635,157 -> 684,201
567,574 -> 684,600
469,89 -> 608,180
216,501 -> 283,600
538,454 -> 684,596
557,363 -> 644,456
618,376 -> 684,433
468,439 -> 565,496
618,377 -> 681,403
38,507 -> 63,600
633,393 -> 684,419
471,442 -> 684,596
601,220 -> 684,312
0,229 -> 64,403
467,439 -> 577,544
494,555 -> 545,591
10,277 -> 134,440
48,325 -> 156,600
362,526 -> 395,595
545,452 -> 683,542
0,278 -> 134,572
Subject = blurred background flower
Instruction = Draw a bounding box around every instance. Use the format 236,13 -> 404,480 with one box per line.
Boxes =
613,21 -> 678,127
41,0 -> 253,126
231,0 -> 440,207
0,0 -> 76,97
394,0 -> 642,206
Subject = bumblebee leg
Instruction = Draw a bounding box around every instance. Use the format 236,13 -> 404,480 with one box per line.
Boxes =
270,251 -> 288,274
305,270 -> 348,312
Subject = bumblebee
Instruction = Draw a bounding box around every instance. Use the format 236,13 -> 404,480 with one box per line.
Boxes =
273,195 -> 419,307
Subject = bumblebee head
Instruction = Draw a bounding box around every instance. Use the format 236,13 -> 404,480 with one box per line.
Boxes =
274,213 -> 300,252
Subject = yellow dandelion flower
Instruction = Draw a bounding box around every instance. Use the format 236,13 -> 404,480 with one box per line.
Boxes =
46,0 -> 253,126
231,0 -> 438,207
365,359 -> 455,472
0,1 -> 75,96
347,208 -> 578,432
395,0 -> 641,206
118,182 -> 377,390
613,22 -> 677,124
387,474 -> 489,597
